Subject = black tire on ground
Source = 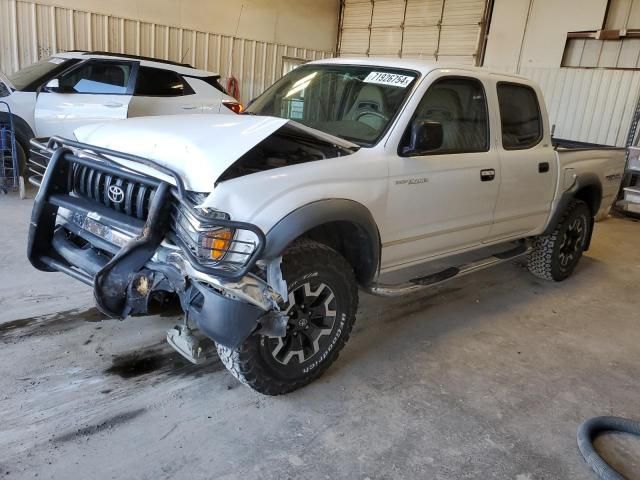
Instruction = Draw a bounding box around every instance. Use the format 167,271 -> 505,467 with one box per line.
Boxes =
217,239 -> 358,395
528,199 -> 591,281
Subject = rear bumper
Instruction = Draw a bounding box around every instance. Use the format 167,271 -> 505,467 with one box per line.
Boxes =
27,138 -> 276,349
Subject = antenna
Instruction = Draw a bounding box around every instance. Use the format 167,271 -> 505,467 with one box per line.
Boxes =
227,4 -> 245,76
181,48 -> 190,65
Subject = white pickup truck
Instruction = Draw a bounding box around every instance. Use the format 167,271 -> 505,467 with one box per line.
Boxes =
28,58 -> 626,395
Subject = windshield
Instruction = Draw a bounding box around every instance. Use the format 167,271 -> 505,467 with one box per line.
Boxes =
7,57 -> 69,91
246,64 -> 419,146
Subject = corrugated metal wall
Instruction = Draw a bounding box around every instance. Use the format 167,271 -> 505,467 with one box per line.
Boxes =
605,0 -> 640,29
562,0 -> 640,69
562,38 -> 640,69
522,67 -> 640,146
0,0 -> 333,102
338,0 -> 489,65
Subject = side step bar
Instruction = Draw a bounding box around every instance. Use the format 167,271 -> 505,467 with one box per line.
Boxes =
367,242 -> 530,297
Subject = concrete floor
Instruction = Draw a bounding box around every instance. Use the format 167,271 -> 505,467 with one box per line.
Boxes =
1,193 -> 639,480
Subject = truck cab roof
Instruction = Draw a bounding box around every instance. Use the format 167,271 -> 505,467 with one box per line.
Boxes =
309,56 -> 533,83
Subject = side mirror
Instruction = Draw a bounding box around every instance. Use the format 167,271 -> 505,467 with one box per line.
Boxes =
44,78 -> 60,93
402,120 -> 443,155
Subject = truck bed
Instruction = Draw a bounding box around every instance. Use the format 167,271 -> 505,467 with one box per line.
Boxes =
552,138 -> 625,151
553,140 -> 626,219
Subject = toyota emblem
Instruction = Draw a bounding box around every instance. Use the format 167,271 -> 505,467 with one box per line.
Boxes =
108,185 -> 125,204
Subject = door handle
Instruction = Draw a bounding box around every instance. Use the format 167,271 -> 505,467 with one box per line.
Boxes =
538,162 -> 550,173
103,102 -> 123,108
480,169 -> 496,181
181,105 -> 199,110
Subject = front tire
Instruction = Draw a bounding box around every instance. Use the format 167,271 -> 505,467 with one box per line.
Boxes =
217,240 -> 358,395
528,199 -> 591,281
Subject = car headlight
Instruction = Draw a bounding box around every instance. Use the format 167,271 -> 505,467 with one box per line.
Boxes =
172,205 -> 236,265
199,228 -> 234,261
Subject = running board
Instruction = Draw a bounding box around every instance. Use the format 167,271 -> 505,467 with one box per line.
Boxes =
367,242 -> 530,297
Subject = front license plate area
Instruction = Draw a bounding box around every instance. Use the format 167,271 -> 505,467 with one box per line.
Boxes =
70,212 -> 132,248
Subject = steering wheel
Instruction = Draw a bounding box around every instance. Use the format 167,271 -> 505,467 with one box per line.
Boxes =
356,110 -> 389,123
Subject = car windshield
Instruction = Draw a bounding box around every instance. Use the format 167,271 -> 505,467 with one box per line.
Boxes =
246,64 -> 419,146
7,57 -> 69,91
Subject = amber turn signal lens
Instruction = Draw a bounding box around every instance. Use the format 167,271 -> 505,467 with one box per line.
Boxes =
200,229 -> 233,261
222,101 -> 244,114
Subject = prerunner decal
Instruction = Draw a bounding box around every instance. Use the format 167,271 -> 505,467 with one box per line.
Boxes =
364,71 -> 414,88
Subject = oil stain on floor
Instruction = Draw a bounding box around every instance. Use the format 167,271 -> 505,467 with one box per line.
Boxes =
1,306 -> 225,382
104,343 -> 225,380
0,307 -> 107,343
52,408 -> 147,444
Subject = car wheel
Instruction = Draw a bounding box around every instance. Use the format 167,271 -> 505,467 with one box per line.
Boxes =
216,239 -> 358,395
528,199 -> 591,281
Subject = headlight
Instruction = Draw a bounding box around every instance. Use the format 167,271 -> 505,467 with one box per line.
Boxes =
170,199 -> 263,276
199,228 -> 233,261
172,206 -> 235,264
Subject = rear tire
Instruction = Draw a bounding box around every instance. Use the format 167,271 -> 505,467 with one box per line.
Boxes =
217,239 -> 358,395
528,200 -> 591,281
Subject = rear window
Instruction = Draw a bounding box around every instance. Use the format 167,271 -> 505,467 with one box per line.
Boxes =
135,67 -> 194,96
497,83 -> 543,150
200,76 -> 226,94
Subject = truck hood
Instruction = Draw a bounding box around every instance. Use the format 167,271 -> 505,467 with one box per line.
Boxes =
74,114 -> 358,192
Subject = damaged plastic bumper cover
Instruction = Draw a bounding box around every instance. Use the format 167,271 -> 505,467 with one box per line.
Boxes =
26,137 -> 274,349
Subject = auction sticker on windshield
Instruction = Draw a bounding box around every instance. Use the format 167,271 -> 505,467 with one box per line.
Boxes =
364,71 -> 414,88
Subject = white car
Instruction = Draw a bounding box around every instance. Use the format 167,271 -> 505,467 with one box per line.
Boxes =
0,51 -> 240,176
27,58 -> 626,395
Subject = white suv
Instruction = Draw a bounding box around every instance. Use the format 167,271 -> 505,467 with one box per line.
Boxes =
0,51 -> 240,175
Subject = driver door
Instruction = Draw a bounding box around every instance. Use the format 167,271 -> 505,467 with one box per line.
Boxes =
383,75 -> 500,268
34,59 -> 136,138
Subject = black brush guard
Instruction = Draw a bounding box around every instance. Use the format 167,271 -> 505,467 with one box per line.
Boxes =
27,137 -> 268,347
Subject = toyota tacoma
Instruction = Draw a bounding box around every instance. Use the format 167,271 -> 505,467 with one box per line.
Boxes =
27,58 -> 626,394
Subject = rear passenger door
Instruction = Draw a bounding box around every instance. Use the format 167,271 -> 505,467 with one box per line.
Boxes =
128,66 -> 206,117
487,81 -> 556,241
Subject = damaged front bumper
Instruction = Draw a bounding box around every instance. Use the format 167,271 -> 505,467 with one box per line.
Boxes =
27,137 -> 282,349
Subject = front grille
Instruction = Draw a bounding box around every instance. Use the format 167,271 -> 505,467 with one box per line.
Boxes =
72,164 -> 156,220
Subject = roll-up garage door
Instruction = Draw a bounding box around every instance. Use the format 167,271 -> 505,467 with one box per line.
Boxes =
338,0 -> 490,65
